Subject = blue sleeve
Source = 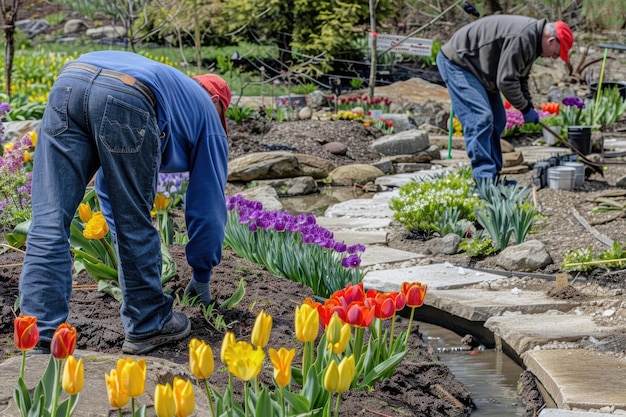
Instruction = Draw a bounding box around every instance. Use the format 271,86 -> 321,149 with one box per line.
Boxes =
184,131 -> 229,283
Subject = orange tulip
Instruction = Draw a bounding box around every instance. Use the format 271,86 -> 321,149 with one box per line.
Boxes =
50,323 -> 77,359
345,302 -> 375,328
13,314 -> 39,351
78,203 -> 93,223
401,282 -> 427,308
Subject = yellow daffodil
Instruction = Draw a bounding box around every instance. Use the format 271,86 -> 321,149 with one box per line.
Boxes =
154,193 -> 171,211
104,369 -> 130,409
251,309 -> 272,348
154,383 -> 176,417
28,130 -> 37,147
329,322 -> 351,355
62,355 -> 84,395
295,303 -> 319,343
268,347 -> 296,388
220,331 -> 236,364
83,212 -> 109,240
172,377 -> 195,417
323,355 -> 355,394
118,358 -> 146,398
78,203 -> 93,223
223,340 -> 265,382
189,338 -> 214,379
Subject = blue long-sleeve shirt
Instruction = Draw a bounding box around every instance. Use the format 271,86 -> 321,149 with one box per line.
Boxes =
78,51 -> 228,282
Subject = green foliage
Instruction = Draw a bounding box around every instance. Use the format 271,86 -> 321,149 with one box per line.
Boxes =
226,105 -> 255,123
458,231 -> 495,257
390,168 -> 480,236
563,241 -> 626,272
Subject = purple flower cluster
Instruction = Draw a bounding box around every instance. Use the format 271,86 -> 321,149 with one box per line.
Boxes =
226,194 -> 365,268
157,172 -> 189,197
0,133 -> 33,173
562,97 -> 585,109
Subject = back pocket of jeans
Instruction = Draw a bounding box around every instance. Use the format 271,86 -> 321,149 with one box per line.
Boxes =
99,95 -> 150,154
42,85 -> 70,137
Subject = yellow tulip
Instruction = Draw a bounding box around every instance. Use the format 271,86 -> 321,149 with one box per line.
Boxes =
118,358 -> 146,398
337,355 -> 355,393
189,338 -> 214,379
268,347 -> 296,388
28,130 -> 37,147
329,323 -> 351,355
172,377 -> 195,417
220,331 -> 236,364
83,212 -> 109,240
104,369 -> 130,409
3,142 -> 14,152
295,303 -> 319,343
223,340 -> 265,381
62,355 -> 84,395
154,193 -> 171,211
154,383 -> 176,417
324,355 -> 355,394
251,309 -> 272,348
325,313 -> 342,345
78,203 -> 93,223
23,150 -> 31,163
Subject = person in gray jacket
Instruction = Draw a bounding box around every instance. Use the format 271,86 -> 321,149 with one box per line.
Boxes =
436,15 -> 573,182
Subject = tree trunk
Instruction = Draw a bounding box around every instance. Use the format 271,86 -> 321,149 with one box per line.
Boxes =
2,0 -> 20,97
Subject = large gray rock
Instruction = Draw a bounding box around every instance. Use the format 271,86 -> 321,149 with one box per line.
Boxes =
328,164 -> 384,186
86,26 -> 126,39
256,176 -> 318,196
293,154 -> 336,179
238,185 -> 283,211
496,240 -> 553,272
63,19 -> 88,35
228,151 -> 304,182
15,19 -> 49,38
370,129 -> 430,156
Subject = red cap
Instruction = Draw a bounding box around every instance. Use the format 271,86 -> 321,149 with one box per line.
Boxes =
554,21 -> 573,63
192,73 -> 231,134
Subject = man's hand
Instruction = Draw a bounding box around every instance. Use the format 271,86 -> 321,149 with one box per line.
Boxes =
523,108 -> 539,124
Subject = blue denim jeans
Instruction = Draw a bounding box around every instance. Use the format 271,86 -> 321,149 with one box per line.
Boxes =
19,65 -> 173,341
436,51 -> 506,181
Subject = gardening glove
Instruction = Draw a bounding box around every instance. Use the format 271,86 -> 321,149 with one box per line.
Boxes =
522,108 -> 539,124
184,279 -> 212,305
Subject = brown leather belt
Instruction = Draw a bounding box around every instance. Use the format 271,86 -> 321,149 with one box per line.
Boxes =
61,62 -> 156,109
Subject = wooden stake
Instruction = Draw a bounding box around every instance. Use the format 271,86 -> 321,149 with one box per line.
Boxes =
555,273 -> 569,290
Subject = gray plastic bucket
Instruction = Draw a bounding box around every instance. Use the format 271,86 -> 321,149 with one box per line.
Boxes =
548,166 -> 576,190
562,162 -> 585,188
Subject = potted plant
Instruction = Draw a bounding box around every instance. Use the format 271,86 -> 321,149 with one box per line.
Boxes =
540,114 -> 563,145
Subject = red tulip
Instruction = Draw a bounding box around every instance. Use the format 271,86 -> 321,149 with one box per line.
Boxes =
371,294 -> 396,320
345,302 -> 375,328
51,323 -> 77,359
14,314 -> 39,351
401,282 -> 428,308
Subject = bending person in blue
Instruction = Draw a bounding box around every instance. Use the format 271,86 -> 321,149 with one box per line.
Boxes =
19,51 -> 231,354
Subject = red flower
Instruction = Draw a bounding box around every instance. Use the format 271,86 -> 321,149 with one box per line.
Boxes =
504,101 -> 511,109
51,323 -> 77,359
386,121 -> 393,127
345,302 -> 375,328
369,294 -> 396,320
387,291 -> 406,311
401,282 -> 428,308
14,314 -> 39,351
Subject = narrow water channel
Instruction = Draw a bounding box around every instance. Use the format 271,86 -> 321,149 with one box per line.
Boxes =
420,322 -> 526,416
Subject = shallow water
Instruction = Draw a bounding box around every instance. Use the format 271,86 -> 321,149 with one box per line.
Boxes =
420,322 -> 526,416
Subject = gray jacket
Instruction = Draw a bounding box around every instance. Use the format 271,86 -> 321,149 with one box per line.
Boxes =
440,15 -> 546,113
